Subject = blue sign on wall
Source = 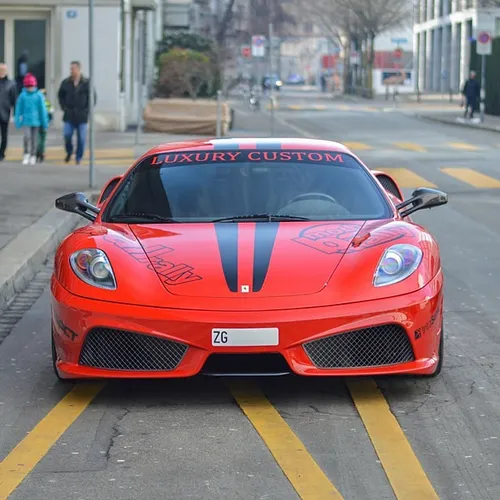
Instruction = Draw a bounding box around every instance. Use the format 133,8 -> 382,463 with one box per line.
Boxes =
66,10 -> 78,19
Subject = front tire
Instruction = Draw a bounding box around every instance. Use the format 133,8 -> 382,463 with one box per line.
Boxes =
51,324 -> 76,383
423,322 -> 444,378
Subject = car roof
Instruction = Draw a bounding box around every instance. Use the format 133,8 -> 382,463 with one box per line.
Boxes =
144,138 -> 353,157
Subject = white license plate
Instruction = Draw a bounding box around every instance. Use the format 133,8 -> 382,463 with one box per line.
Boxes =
211,328 -> 279,346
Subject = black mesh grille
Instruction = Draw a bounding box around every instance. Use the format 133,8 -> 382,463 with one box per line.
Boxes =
303,324 -> 414,369
79,328 -> 188,371
377,174 -> 402,199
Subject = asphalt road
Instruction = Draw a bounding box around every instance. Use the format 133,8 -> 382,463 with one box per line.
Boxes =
1,92 -> 500,500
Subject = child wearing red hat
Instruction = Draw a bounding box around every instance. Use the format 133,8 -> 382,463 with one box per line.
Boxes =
14,73 -> 49,165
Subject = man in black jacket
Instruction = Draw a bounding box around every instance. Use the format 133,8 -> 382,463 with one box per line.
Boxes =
0,63 -> 17,161
462,70 -> 480,120
57,61 -> 96,165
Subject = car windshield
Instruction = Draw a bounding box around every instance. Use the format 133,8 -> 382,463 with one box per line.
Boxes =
103,149 -> 393,223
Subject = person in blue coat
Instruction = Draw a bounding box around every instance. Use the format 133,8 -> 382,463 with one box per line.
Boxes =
14,73 -> 49,165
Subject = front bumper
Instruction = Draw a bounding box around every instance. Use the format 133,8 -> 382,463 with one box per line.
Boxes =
51,272 -> 443,379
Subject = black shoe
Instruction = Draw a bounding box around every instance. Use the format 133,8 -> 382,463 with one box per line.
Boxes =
39,154 -> 44,163
65,153 -> 71,163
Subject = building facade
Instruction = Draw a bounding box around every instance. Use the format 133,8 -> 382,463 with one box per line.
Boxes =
413,0 -> 500,93
0,0 -> 161,131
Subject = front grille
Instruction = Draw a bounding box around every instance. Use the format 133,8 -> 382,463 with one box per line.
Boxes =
377,174 -> 402,199
79,328 -> 188,371
303,324 -> 414,369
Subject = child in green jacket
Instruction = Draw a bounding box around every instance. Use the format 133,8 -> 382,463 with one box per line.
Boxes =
36,89 -> 54,162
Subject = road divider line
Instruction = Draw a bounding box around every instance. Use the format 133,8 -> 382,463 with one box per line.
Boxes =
347,379 -> 439,500
393,142 -> 428,153
377,168 -> 436,188
446,142 -> 480,151
228,380 -> 343,499
343,142 -> 372,151
0,383 -> 105,500
440,168 -> 500,188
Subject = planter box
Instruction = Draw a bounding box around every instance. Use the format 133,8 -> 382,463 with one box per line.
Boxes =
143,98 -> 231,135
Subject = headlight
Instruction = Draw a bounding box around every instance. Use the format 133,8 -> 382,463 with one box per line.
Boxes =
276,80 -> 283,86
70,249 -> 117,290
373,244 -> 422,287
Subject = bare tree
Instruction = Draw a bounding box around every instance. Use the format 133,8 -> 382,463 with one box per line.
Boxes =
296,0 -> 412,94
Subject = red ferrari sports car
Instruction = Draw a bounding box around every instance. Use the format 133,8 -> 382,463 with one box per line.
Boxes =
51,138 -> 447,380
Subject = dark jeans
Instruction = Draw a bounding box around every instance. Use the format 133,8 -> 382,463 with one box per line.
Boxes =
464,97 -> 477,118
0,120 -> 8,159
63,121 -> 87,162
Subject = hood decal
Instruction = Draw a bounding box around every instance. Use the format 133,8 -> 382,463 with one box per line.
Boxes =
252,222 -> 280,292
214,224 -> 239,292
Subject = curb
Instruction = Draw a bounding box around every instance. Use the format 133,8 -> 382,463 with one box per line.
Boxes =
0,191 -> 99,312
416,113 -> 500,133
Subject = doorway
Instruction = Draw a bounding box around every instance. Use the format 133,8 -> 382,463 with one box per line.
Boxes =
0,12 -> 49,92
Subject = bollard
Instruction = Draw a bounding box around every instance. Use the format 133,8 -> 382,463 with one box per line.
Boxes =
216,90 -> 222,137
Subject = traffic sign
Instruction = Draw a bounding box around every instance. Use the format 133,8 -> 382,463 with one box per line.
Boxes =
251,35 -> 266,57
476,30 -> 492,55
391,37 -> 408,44
241,45 -> 251,58
394,48 -> 403,59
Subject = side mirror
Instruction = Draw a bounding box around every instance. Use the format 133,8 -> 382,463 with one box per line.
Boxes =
55,192 -> 100,221
97,175 -> 122,206
396,187 -> 448,218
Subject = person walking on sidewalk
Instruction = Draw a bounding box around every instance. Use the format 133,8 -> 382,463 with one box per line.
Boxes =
0,63 -> 17,161
57,61 -> 96,165
36,89 -> 54,162
462,71 -> 480,120
14,73 -> 49,165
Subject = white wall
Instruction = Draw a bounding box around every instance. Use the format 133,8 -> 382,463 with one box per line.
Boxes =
60,5 -> 121,129
374,26 -> 414,52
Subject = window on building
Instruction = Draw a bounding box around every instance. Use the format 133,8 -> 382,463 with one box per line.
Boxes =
422,0 -> 427,21
496,18 -> 500,36
439,0 -> 444,17
429,0 -> 435,19
446,0 -> 452,15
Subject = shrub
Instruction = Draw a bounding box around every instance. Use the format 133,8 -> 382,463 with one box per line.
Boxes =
157,48 -> 212,100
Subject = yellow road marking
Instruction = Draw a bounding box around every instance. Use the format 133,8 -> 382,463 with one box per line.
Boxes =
50,158 -> 136,166
378,168 -> 436,187
336,105 -> 351,111
393,142 -> 428,153
0,383 -> 104,500
446,142 -> 480,151
441,168 -> 500,188
343,141 -> 372,151
228,381 -> 343,499
8,147 -> 135,160
347,379 -> 439,499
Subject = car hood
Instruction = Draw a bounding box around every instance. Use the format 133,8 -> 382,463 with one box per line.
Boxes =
130,221 -> 368,298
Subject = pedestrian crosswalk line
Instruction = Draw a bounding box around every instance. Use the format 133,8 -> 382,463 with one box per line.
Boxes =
378,168 -> 437,188
393,142 -> 428,153
343,142 -> 372,151
446,142 -> 480,151
440,168 -> 500,188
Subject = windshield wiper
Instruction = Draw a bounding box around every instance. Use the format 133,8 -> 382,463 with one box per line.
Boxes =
212,213 -> 311,223
108,212 -> 178,223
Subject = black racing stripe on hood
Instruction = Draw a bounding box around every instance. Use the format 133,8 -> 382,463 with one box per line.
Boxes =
214,223 -> 239,292
252,222 -> 280,292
